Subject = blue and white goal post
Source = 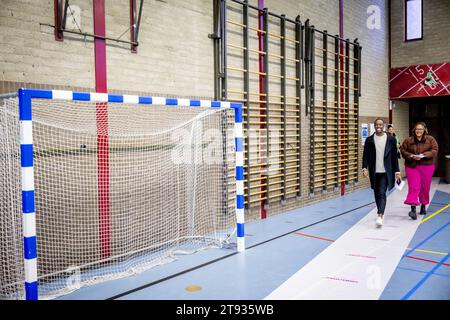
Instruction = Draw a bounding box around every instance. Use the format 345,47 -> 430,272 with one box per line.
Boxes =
15,88 -> 245,300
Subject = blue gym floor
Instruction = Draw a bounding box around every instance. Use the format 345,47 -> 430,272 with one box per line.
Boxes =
59,181 -> 450,300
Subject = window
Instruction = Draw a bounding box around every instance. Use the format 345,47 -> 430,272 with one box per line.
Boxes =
405,0 -> 423,41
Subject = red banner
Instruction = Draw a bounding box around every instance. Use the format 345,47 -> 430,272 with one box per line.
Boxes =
389,62 -> 450,99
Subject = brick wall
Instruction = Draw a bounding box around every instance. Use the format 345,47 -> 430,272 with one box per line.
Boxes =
0,0 -> 95,89
106,0 -> 215,97
0,0 -> 215,98
391,0 -> 450,67
345,0 -> 389,118
263,0 -> 339,34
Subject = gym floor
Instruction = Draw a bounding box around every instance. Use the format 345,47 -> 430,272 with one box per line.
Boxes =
59,179 -> 450,300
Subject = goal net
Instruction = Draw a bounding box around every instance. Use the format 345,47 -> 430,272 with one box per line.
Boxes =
0,92 -> 238,299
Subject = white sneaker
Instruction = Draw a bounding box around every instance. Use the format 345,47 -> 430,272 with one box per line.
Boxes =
376,216 -> 383,227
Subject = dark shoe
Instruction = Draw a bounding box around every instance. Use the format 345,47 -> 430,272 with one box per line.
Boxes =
419,204 -> 427,215
409,206 -> 417,220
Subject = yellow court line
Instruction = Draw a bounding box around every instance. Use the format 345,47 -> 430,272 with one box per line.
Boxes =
406,247 -> 448,256
419,204 -> 450,224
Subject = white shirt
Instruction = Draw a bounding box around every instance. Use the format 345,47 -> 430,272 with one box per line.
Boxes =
374,133 -> 387,173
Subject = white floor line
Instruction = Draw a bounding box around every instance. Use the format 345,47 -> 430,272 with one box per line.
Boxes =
265,179 -> 440,300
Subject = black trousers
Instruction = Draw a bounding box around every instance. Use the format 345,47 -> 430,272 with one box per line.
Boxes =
374,173 -> 388,215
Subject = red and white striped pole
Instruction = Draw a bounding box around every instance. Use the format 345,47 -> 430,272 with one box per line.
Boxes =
93,0 -> 111,259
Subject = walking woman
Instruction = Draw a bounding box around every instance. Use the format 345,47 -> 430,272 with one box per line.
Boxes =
400,122 -> 438,220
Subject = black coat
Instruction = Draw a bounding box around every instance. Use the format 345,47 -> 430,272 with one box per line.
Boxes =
363,133 -> 400,190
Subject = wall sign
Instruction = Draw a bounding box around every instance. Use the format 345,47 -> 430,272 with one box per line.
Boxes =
362,123 -> 368,145
389,62 -> 450,99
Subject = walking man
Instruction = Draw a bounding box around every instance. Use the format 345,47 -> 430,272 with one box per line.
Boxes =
363,118 -> 402,227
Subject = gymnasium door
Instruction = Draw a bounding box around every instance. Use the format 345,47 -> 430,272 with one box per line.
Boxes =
409,97 -> 450,178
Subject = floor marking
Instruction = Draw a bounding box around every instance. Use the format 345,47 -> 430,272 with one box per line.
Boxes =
420,204 -> 450,224
402,253 -> 450,300
403,222 -> 450,258
346,254 -> 376,259
185,285 -> 202,292
266,180 -> 441,300
404,255 -> 450,267
107,201 -> 377,300
324,277 -> 358,284
406,248 -> 448,256
363,237 -> 390,242
293,232 -> 334,242
397,266 -> 450,279
294,233 -> 449,258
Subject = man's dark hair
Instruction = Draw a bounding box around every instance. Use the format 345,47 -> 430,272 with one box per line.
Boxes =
374,118 -> 384,125
387,124 -> 393,129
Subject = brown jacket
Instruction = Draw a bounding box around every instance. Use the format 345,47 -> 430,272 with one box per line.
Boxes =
400,134 -> 438,167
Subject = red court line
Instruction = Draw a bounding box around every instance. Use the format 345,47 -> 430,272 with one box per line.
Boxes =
293,232 -> 335,242
292,233 -> 450,268
405,255 -> 450,267
324,276 -> 358,284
